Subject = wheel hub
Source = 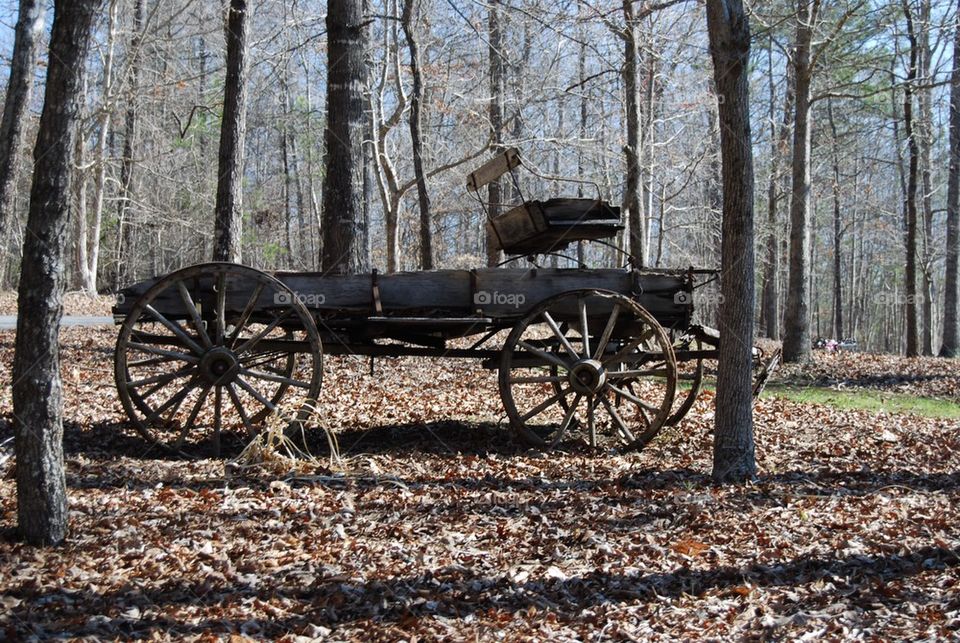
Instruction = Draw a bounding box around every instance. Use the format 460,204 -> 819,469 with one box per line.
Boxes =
199,347 -> 240,385
569,359 -> 606,394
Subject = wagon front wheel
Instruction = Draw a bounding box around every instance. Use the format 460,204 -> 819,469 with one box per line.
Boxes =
498,289 -> 677,451
115,262 -> 323,457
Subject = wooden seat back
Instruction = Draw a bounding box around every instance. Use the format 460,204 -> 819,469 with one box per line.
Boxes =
465,147 -> 521,193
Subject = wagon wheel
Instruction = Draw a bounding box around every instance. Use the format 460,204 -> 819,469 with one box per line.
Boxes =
115,262 -> 323,457
499,289 -> 677,451
615,332 -> 704,426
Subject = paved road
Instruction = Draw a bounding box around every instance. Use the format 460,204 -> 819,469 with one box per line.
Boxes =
0,315 -> 114,330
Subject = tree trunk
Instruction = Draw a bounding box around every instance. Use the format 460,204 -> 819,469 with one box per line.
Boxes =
827,99 -> 843,340
762,41 -> 794,341
13,0 -> 99,546
623,0 -> 644,266
918,0 -> 934,355
401,0 -> 432,270
782,0 -> 817,363
902,0 -> 920,357
82,0 -> 118,294
117,0 -> 144,285
706,0 -> 756,483
213,0 -> 250,264
943,0 -> 960,357
0,0 -> 46,284
486,0 -> 505,268
322,0 -> 370,274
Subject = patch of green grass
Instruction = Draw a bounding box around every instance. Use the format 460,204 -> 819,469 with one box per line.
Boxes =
760,384 -> 960,419
690,378 -> 960,419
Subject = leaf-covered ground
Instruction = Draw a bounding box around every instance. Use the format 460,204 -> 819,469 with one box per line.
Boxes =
1,328 -> 958,641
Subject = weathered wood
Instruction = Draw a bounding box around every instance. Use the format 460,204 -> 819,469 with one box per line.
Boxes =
466,147 -> 520,192
116,267 -> 691,331
487,198 -> 622,255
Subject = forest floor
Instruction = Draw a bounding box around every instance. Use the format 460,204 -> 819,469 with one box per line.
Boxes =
0,291 -> 114,317
0,327 -> 958,641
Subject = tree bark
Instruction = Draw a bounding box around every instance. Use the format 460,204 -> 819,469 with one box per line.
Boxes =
762,42 -> 794,341
213,0 -> 250,264
943,0 -> 960,357
486,0 -> 505,268
902,0 -> 920,357
827,99 -> 843,340
322,0 -> 370,274
917,0 -> 933,355
13,0 -> 99,546
81,0 -> 119,294
401,0 -> 433,270
0,0 -> 46,283
117,0 -> 144,286
706,0 -> 756,483
623,0 -> 645,266
782,0 -> 818,364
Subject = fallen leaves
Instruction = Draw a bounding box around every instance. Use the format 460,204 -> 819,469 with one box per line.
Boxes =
0,328 -> 957,640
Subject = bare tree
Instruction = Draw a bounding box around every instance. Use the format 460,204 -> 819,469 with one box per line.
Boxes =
782,0 -> 820,363
116,0 -> 145,284
902,0 -> 920,357
213,0 -> 250,264
322,0 -> 370,274
0,0 -> 46,278
486,0 -> 505,268
401,0 -> 433,269
622,0 -> 645,265
706,0 -> 756,482
13,0 -> 100,546
944,0 -> 960,358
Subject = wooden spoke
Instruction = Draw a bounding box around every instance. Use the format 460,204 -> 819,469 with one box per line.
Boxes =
128,342 -> 200,364
606,382 -> 660,413
234,376 -> 278,413
517,340 -> 572,371
519,386 -> 571,422
592,303 -> 620,360
508,374 -> 565,385
550,393 -> 583,448
128,355 -> 179,368
144,305 -> 205,355
228,282 -> 266,347
227,383 -> 257,438
586,397 -> 597,447
213,386 -> 223,456
215,271 -> 227,345
234,309 -> 293,356
126,365 -> 195,389
172,384 -> 212,451
144,377 -> 200,425
578,296 -> 590,358
600,396 -> 636,443
601,328 -> 655,367
541,311 -> 580,362
607,368 -> 670,379
239,367 -> 311,388
177,281 -> 212,348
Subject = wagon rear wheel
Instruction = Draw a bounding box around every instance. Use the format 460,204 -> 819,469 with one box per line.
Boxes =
115,262 -> 322,457
498,289 -> 677,451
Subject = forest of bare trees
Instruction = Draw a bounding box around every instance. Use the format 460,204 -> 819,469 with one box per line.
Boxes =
0,0 -> 958,357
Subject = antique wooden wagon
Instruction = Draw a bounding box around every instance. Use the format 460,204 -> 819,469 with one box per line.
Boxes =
112,149 -> 736,456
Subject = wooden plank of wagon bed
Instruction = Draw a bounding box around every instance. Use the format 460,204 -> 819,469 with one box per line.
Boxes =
115,268 -> 690,328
